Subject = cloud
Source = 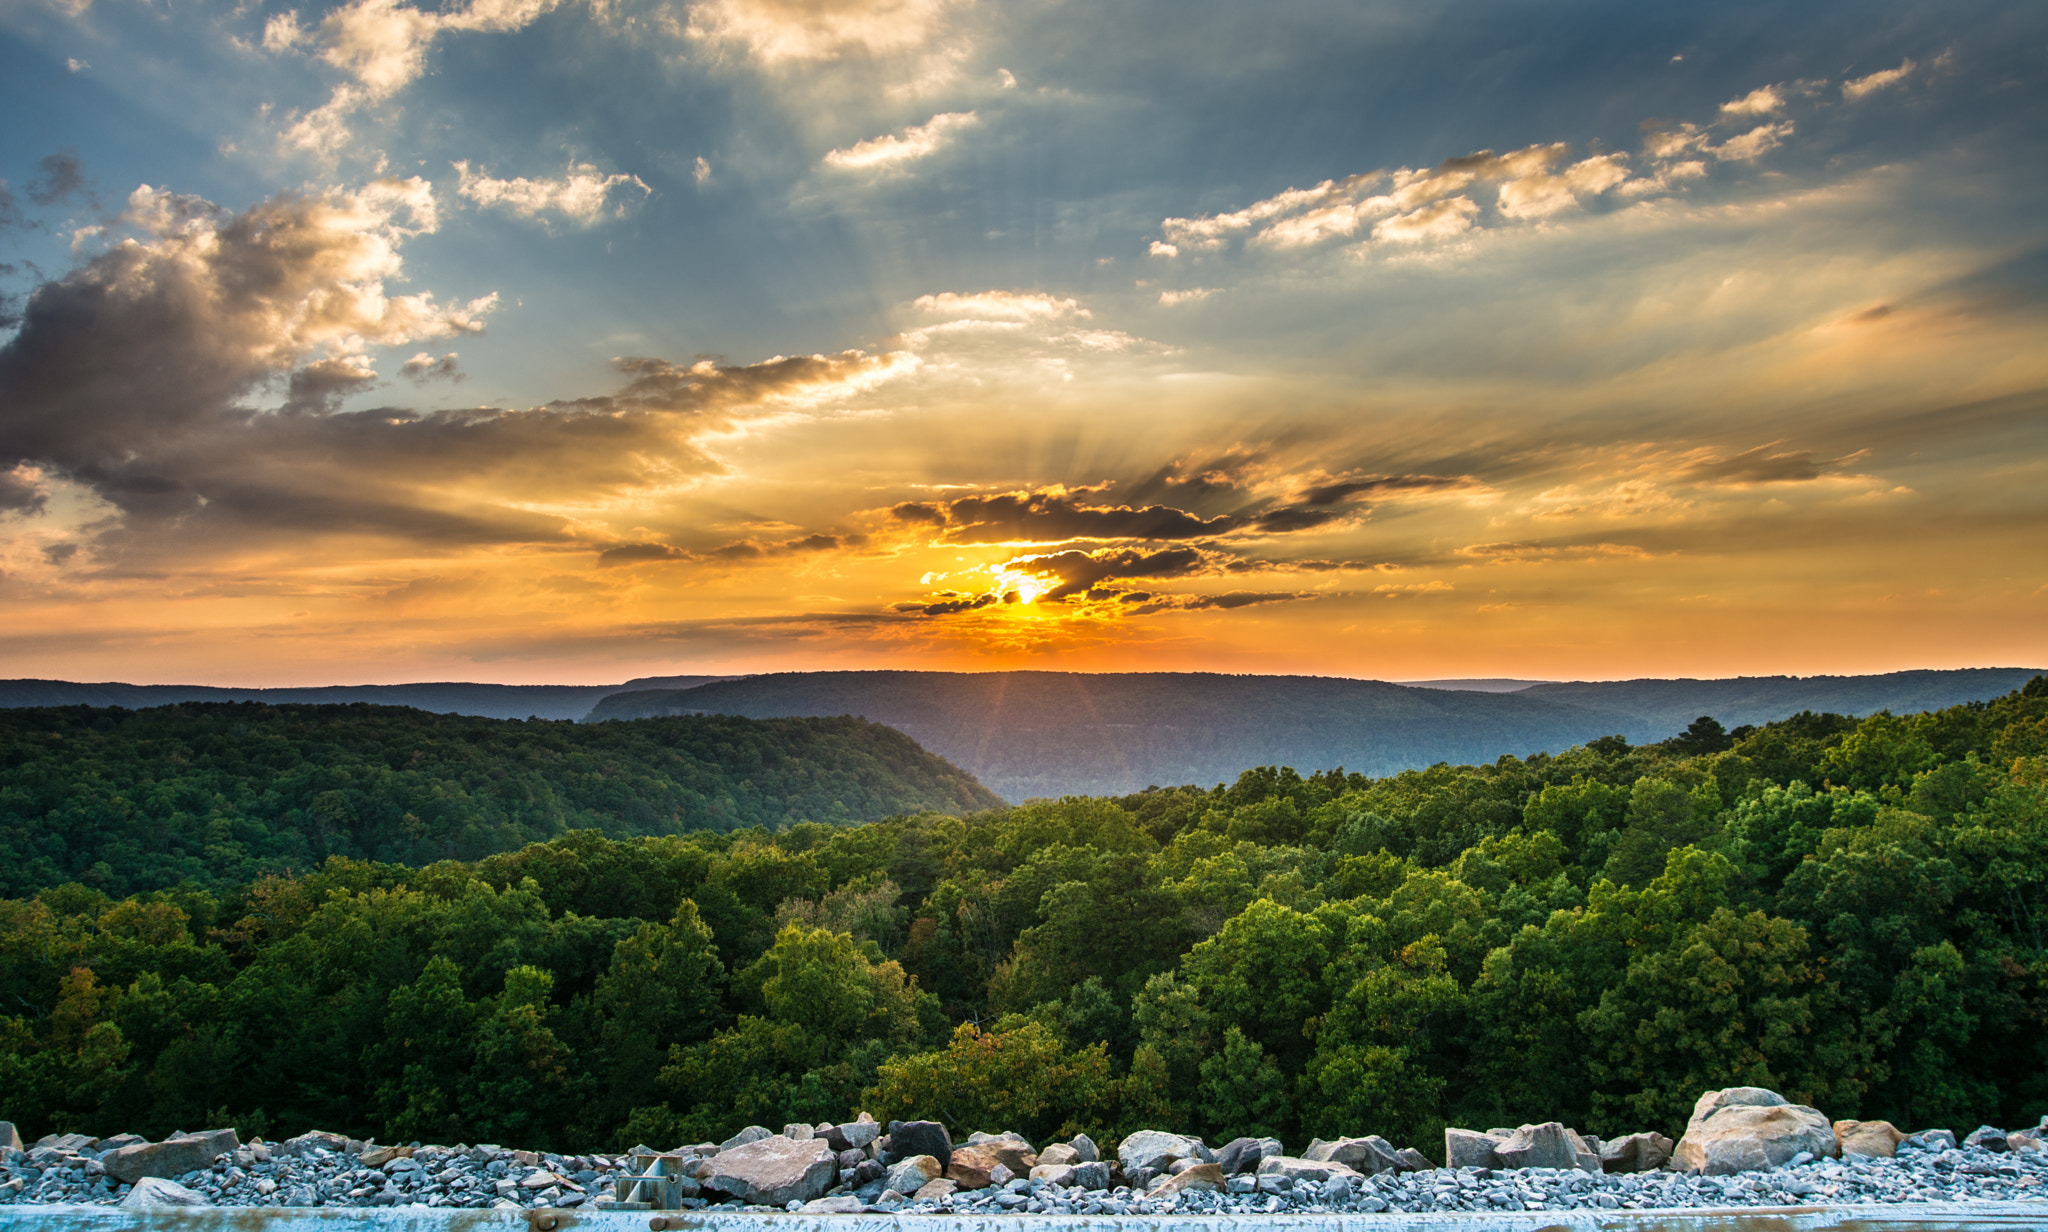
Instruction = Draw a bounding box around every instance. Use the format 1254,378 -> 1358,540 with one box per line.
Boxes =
1720,85 -> 1785,116
1151,83 -> 1828,261
65,57 -> 88,72
597,541 -> 687,566
28,153 -> 86,207
1006,545 -> 1212,600
1712,121 -> 1794,162
685,0 -> 954,64
1680,444 -> 1851,486
285,355 -> 380,411
824,111 -> 976,170
0,465 -> 47,515
694,157 -> 712,184
1843,59 -> 1915,101
454,161 -> 651,225
1299,473 -> 1478,506
890,485 -> 1242,544
1457,541 -> 1652,563
401,351 -> 463,382
910,290 -> 1088,320
1373,196 -> 1478,243
1158,288 -> 1217,305
281,0 -> 561,150
0,179 -> 915,548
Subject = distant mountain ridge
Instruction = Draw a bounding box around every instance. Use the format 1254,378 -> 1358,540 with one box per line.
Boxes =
586,667 -> 2043,801
0,675 -> 739,721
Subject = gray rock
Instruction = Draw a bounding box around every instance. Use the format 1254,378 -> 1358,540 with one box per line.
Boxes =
279,1131 -> 355,1158
1445,1128 -> 1505,1169
1215,1136 -> 1283,1175
799,1195 -> 867,1213
826,1114 -> 881,1152
1494,1122 -> 1601,1173
104,1128 -> 240,1185
883,1121 -> 953,1169
883,1155 -> 943,1194
1671,1088 -> 1837,1175
1964,1126 -> 2008,1152
1254,1155 -> 1364,1185
1069,1134 -> 1100,1163
1392,1147 -> 1432,1172
1903,1128 -> 1957,1151
122,1177 -> 211,1209
1118,1130 -> 1212,1174
782,1123 -> 814,1141
718,1126 -> 774,1153
1600,1131 -> 1675,1173
0,1123 -> 20,1153
1071,1160 -> 1111,1190
699,1135 -> 836,1206
2009,1127 -> 2046,1153
1304,1135 -> 1400,1175
1037,1143 -> 1080,1167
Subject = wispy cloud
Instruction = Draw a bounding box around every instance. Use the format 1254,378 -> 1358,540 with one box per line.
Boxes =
1843,59 -> 1915,101
824,111 -> 977,169
454,161 -> 651,225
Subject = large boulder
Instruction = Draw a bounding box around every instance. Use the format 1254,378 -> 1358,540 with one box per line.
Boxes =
1600,1131 -> 1674,1173
883,1155 -> 943,1194
1445,1128 -> 1503,1169
1834,1120 -> 1904,1159
1215,1136 -> 1283,1175
278,1131 -> 357,1158
1964,1126 -> 2008,1152
1671,1088 -> 1837,1175
1494,1122 -> 1600,1173
1255,1155 -> 1364,1185
1072,1161 -> 1111,1190
963,1134 -> 1036,1172
2010,1122 -> 2048,1154
699,1134 -> 837,1206
1392,1147 -> 1432,1172
944,1145 -> 1003,1190
1303,1135 -> 1400,1175
1903,1129 -> 1957,1151
104,1128 -> 240,1185
1037,1144 -> 1080,1167
122,1177 -> 211,1209
0,1123 -> 19,1152
719,1125 -> 774,1153
1152,1162 -> 1224,1195
823,1105 -> 880,1146
1069,1134 -> 1100,1163
884,1121 -> 953,1169
1117,1130 -> 1211,1174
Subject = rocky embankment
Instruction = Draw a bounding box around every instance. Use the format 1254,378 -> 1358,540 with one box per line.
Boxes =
3,1088 -> 2045,1216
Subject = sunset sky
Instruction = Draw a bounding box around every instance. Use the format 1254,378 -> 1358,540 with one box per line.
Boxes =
0,0 -> 2042,686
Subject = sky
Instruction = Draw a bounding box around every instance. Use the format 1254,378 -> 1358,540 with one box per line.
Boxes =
0,0 -> 2043,686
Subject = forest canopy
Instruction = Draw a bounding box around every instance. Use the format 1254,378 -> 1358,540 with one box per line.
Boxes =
2,678 -> 2044,1158
0,704 -> 1004,898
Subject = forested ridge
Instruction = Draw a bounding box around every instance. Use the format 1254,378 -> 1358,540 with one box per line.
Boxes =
0,704 -> 1002,897
2,678 -> 2044,1163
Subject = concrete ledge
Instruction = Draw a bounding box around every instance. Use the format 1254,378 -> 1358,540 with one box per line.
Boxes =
1,1203 -> 2045,1232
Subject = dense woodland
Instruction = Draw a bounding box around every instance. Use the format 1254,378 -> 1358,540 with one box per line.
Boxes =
0,705 -> 1002,897
2,679 -> 2045,1161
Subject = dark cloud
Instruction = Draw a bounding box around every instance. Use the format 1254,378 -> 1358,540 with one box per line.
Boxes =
28,153 -> 87,208
598,531 -> 854,568
893,591 -> 1013,616
1013,545 -> 1211,600
0,180 -> 910,553
1300,473 -> 1475,506
597,542 -> 687,566
891,486 -> 1238,543
42,542 -> 77,565
285,357 -> 379,412
1252,506 -> 1341,532
1128,590 -> 1308,613
1682,444 -> 1835,485
0,466 -> 46,514
401,352 -> 464,382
